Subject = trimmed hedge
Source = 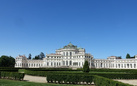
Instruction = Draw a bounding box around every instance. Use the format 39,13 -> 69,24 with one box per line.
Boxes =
24,70 -> 80,77
24,70 -> 137,79
25,70 -> 46,76
90,69 -> 137,74
0,72 -> 25,80
0,67 -> 19,72
93,75 -> 133,86
47,74 -> 133,85
24,68 -> 74,71
95,73 -> 137,79
47,74 -> 93,84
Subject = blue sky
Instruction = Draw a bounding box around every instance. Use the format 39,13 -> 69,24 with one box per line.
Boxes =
0,0 -> 137,59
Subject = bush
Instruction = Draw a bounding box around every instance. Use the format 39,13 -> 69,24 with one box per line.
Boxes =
89,69 -> 137,74
95,73 -> 137,79
0,67 -> 19,72
93,75 -> 133,86
24,68 -> 74,71
47,73 -> 93,84
0,72 -> 25,80
25,70 -> 46,76
83,61 -> 89,73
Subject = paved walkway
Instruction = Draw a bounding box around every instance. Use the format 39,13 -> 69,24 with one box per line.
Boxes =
114,79 -> 137,86
23,75 -> 47,83
23,75 -> 137,86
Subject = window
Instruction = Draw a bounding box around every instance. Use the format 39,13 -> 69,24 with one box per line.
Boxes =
51,62 -> 52,66
63,61 -> 65,65
70,52 -> 72,56
66,52 -> 68,56
70,61 -> 72,65
47,62 -> 49,66
63,52 -> 65,56
134,64 -> 136,68
66,61 -> 68,66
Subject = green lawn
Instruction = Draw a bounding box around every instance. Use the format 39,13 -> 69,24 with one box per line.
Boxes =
0,79 -> 94,86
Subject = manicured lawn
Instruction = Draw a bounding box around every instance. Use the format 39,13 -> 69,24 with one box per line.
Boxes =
0,79 -> 94,86
18,69 -> 26,73
89,72 -> 126,74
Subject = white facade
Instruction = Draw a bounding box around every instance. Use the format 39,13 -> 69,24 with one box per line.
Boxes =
15,43 -> 92,68
15,43 -> 137,69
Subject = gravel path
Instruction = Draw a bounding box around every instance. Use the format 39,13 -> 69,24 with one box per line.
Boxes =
23,75 -> 47,83
114,79 -> 137,86
23,75 -> 137,86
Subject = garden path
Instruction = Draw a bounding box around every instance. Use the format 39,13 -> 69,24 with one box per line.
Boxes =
23,75 -> 47,83
114,79 -> 137,86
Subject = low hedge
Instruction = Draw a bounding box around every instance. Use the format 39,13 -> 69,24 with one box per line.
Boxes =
93,73 -> 137,79
0,72 -> 25,80
0,67 -> 19,72
25,70 -> 47,76
77,68 -> 137,74
47,74 -> 133,85
93,75 -> 133,86
24,68 -> 75,71
24,70 -> 80,77
47,73 -> 93,84
24,70 -> 137,79
91,69 -> 137,74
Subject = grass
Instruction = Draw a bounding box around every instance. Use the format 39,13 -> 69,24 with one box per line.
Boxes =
18,69 -> 26,73
0,79 -> 94,86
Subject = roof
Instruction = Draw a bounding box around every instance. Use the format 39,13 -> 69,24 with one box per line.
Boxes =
57,42 -> 84,50
63,42 -> 77,49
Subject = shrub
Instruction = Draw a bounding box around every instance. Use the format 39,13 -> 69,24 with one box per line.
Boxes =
83,61 -> 89,73
47,73 -> 93,84
94,73 -> 137,79
93,75 -> 133,86
1,72 -> 25,80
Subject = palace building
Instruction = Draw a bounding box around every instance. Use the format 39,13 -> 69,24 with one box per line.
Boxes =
15,43 -> 137,69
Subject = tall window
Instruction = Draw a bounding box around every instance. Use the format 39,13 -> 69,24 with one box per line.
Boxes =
51,62 -> 52,66
66,61 -> 68,66
47,62 -> 49,66
63,61 -> 65,65
70,61 -> 72,65
70,52 -> 72,56
101,63 -> 102,67
66,52 -> 68,56
63,52 -> 65,56
134,64 -> 136,68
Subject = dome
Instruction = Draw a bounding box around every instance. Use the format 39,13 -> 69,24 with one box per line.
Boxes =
63,42 -> 77,49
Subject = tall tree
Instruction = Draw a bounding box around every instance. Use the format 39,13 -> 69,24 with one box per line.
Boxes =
34,55 -> 40,60
126,53 -> 130,59
0,55 -> 15,67
83,60 -> 89,73
28,53 -> 32,59
39,52 -> 45,59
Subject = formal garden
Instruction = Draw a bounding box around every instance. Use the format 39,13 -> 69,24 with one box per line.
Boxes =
1,61 -> 137,86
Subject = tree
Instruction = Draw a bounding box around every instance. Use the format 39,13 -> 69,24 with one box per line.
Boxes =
126,53 -> 130,59
0,55 -> 15,67
28,53 -> 32,59
33,55 -> 40,60
39,52 -> 45,59
83,60 -> 89,73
